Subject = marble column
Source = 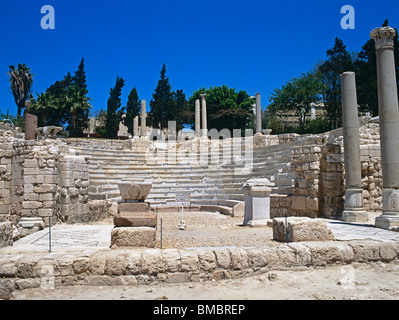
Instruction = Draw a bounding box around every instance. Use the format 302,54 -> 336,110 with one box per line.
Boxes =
141,100 -> 147,137
370,26 -> 399,229
256,93 -> 262,133
340,72 -> 368,222
133,116 -> 139,137
200,93 -> 207,138
195,99 -> 201,137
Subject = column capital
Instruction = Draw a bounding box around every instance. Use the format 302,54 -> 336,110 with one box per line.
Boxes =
200,93 -> 207,100
370,26 -> 396,50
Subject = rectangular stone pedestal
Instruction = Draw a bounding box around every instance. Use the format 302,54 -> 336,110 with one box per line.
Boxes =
375,215 -> 399,230
111,227 -> 156,248
342,210 -> 368,223
112,201 -> 156,248
242,178 -> 273,227
118,202 -> 150,212
114,211 -> 157,227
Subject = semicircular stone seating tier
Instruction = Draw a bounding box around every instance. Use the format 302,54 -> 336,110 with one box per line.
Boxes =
71,136 -> 321,211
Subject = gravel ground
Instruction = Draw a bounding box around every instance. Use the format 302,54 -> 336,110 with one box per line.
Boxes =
155,211 -> 278,249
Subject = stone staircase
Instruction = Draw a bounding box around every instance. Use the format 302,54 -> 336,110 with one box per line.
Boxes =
71,135 -> 323,212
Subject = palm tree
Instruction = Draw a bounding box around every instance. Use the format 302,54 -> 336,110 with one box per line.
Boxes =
33,92 -> 51,126
8,63 -> 34,117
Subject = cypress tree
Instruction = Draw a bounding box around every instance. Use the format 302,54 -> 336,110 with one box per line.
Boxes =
124,87 -> 140,135
106,76 -> 125,139
319,38 -> 353,130
71,58 -> 91,137
149,63 -> 174,130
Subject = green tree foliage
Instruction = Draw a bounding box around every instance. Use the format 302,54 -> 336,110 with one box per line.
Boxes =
148,63 -> 175,130
267,70 -> 325,134
71,58 -> 91,136
172,89 -> 188,133
31,92 -> 51,126
187,85 -> 254,134
29,59 -> 91,136
8,63 -> 34,117
106,76 -> 125,139
124,87 -> 140,135
319,38 -> 354,130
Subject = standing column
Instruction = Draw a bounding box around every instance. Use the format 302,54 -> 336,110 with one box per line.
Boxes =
200,93 -> 207,138
341,72 -> 368,222
133,116 -> 139,137
255,93 -> 262,133
141,100 -> 147,137
25,113 -> 38,140
195,99 -> 201,137
370,26 -> 399,229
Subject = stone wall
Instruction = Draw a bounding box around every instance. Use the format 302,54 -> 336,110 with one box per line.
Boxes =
1,241 -> 399,299
59,154 -> 90,223
270,194 -> 290,218
290,145 -> 322,218
0,135 -> 93,229
21,142 -> 61,225
0,140 -> 13,222
63,138 -> 125,150
0,119 -> 386,233
359,123 -> 382,211
319,143 -> 345,218
284,121 -> 382,219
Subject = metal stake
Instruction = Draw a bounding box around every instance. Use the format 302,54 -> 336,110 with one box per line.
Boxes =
48,216 -> 52,252
285,214 -> 288,244
160,218 -> 163,250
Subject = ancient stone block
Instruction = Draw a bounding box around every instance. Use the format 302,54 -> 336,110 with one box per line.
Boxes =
273,217 -> 334,242
113,211 -> 157,227
126,251 -> 142,275
197,249 -> 217,271
0,222 -> 13,247
0,278 -> 15,300
179,250 -> 199,271
118,202 -> 150,213
110,227 -> 156,248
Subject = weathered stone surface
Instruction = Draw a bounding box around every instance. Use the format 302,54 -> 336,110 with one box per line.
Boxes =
118,182 -> 152,202
0,279 -> 15,300
179,250 -> 199,271
118,202 -> 150,213
0,222 -> 13,247
304,241 -> 354,266
273,217 -> 334,242
126,251 -> 142,275
349,241 -> 382,262
214,248 -> 231,269
111,227 -> 156,248
197,249 -> 217,271
141,249 -> 166,275
105,251 -> 128,275
113,211 -> 157,227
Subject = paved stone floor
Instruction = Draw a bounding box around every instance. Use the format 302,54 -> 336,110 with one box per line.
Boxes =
326,220 -> 399,242
1,212 -> 399,255
1,224 -> 114,253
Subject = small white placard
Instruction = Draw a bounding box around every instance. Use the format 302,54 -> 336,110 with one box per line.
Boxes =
175,192 -> 191,205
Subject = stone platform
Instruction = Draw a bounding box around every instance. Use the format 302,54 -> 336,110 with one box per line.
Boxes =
1,216 -> 399,299
111,201 -> 156,248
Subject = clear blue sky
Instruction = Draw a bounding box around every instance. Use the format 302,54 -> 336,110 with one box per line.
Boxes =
0,0 -> 398,116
